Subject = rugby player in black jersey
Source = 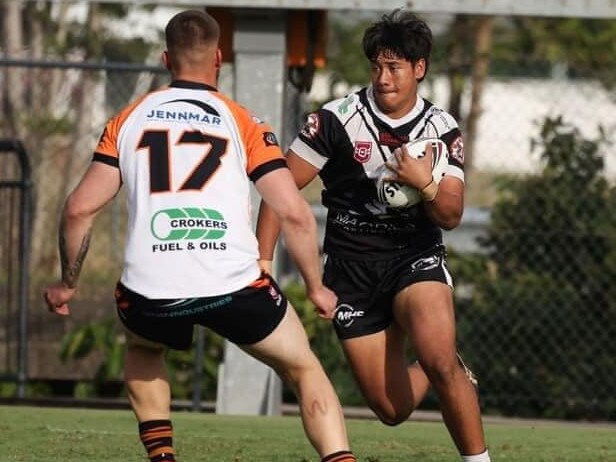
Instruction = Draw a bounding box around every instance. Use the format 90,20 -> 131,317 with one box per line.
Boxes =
257,9 -> 491,462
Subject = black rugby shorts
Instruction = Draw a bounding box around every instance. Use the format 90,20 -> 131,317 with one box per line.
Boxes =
115,273 -> 287,350
324,245 -> 452,340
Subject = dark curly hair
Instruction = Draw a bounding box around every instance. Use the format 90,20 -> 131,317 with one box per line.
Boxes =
362,9 -> 433,81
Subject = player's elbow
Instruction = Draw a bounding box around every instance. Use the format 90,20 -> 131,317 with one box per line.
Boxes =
429,209 -> 462,230
439,213 -> 462,230
431,199 -> 463,230
280,208 -> 315,232
280,207 -> 317,238
63,194 -> 92,222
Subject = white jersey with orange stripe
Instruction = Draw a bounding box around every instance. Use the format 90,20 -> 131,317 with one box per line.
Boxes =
94,80 -> 286,298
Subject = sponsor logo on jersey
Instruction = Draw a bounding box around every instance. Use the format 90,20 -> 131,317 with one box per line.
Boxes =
332,210 -> 415,233
151,207 -> 227,241
263,131 -> 279,147
147,99 -> 222,126
300,113 -> 320,139
378,131 -> 408,148
411,254 -> 441,272
450,136 -> 465,164
334,304 -> 365,328
148,295 -> 234,318
353,141 -> 372,163
337,94 -> 355,115
146,109 -> 222,125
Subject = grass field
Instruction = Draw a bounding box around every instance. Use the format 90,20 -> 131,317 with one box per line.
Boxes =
0,405 -> 614,461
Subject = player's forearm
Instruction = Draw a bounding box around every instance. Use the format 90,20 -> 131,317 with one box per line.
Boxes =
58,212 -> 94,289
279,212 -> 323,291
256,200 -> 282,261
423,189 -> 463,230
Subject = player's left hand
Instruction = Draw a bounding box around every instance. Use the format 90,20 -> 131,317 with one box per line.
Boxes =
43,282 -> 75,316
307,284 -> 338,320
385,142 -> 433,189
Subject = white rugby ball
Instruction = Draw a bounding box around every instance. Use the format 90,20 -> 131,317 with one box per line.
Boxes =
377,138 -> 449,208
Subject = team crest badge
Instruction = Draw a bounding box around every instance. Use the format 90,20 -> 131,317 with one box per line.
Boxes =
353,141 -> 372,163
263,131 -> 279,146
300,113 -> 320,139
450,136 -> 465,164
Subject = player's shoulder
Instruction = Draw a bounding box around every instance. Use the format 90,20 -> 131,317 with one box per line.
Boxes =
210,91 -> 269,127
422,99 -> 460,135
209,90 -> 243,113
112,85 -> 172,123
320,88 -> 364,122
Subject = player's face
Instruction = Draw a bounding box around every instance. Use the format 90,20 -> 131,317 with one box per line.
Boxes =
370,52 -> 426,119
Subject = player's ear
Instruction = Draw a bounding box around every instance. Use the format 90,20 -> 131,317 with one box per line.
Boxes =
414,58 -> 426,80
162,51 -> 171,71
215,48 -> 222,69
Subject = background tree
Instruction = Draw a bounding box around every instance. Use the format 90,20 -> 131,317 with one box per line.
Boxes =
1,0 -> 26,139
60,316 -> 224,400
487,16 -> 616,90
457,117 -> 616,419
317,15 -> 372,105
0,2 -> 160,273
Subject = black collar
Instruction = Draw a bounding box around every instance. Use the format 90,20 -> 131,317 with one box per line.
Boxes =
170,80 -> 217,92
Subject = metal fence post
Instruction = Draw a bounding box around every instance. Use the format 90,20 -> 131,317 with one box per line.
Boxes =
0,139 -> 31,398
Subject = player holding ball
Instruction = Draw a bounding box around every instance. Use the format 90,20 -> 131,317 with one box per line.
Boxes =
257,8 -> 491,462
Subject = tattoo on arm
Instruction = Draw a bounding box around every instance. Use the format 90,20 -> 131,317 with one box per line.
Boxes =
60,229 -> 92,289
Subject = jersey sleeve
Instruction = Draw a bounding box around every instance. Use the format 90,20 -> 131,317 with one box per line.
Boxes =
235,108 -> 287,182
92,117 -> 121,167
440,127 -> 465,182
92,94 -> 146,168
289,108 -> 343,169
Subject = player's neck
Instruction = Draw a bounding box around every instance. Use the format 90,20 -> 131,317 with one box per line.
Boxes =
380,96 -> 418,120
171,70 -> 218,88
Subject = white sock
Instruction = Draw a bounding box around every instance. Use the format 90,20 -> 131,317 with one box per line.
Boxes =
461,449 -> 491,462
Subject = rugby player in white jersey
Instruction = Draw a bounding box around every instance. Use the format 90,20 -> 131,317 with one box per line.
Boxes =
43,9 -> 356,462
257,9 -> 491,462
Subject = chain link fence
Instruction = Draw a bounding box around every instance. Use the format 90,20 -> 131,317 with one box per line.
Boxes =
1,20 -> 615,419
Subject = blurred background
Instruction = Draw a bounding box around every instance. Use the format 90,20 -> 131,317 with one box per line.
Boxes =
1,1 -> 615,421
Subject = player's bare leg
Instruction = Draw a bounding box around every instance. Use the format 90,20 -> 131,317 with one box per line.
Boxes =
124,330 -> 176,461
242,305 -> 355,461
395,281 -> 488,457
124,332 -> 171,421
340,323 -> 431,425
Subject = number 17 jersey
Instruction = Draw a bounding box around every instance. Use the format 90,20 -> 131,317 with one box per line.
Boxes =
93,80 -> 286,298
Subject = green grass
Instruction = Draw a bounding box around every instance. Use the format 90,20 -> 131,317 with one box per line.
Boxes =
0,405 -> 614,461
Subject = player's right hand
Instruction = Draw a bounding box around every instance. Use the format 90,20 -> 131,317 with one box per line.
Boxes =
43,282 -> 75,316
308,284 -> 338,320
258,259 -> 273,275
387,142 -> 433,189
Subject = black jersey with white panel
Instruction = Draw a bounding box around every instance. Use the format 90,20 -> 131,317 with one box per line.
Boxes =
289,86 -> 465,260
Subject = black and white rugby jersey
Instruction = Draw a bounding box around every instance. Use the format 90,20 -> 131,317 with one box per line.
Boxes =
289,85 -> 465,260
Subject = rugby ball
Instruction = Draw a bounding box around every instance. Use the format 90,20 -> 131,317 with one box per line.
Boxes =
377,138 -> 449,208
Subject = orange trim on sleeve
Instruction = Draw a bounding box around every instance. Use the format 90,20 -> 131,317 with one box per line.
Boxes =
210,92 -> 284,175
94,89 -> 167,159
